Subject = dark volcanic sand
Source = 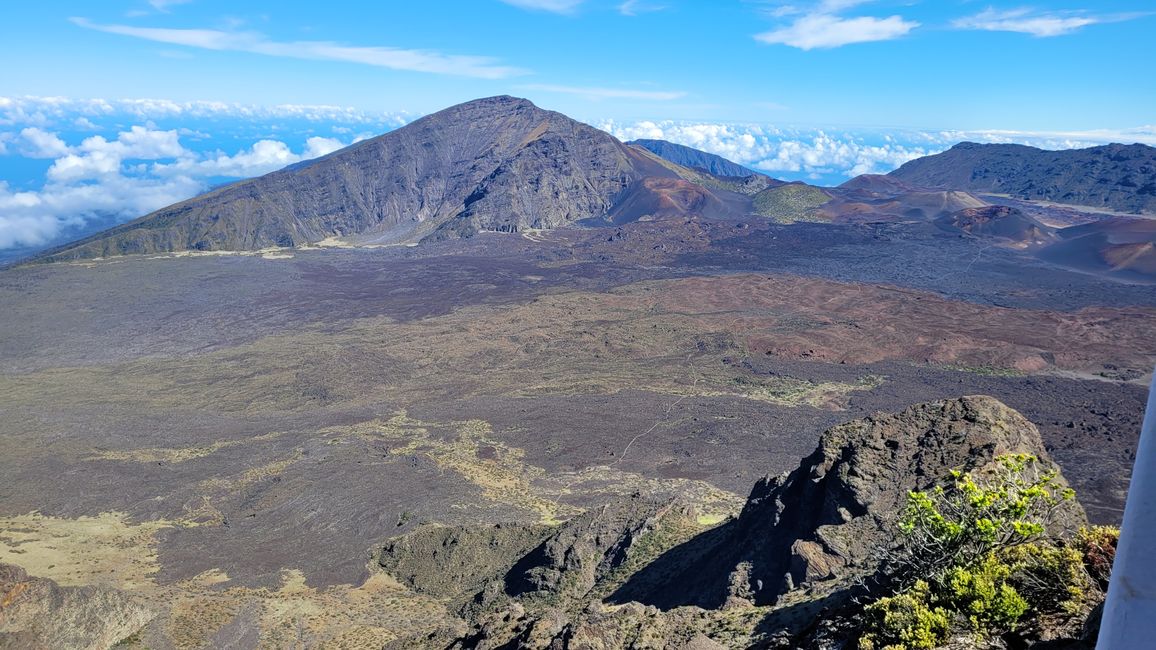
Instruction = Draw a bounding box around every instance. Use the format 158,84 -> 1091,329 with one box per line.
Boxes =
0,217 -> 1150,590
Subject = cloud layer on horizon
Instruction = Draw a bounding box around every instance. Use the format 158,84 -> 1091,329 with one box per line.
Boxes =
599,119 -> 1156,180
3,96 -> 1156,253
0,96 -> 411,129
0,97 -> 394,251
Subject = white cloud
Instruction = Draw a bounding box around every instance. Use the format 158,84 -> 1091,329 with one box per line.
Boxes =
71,17 -> 527,79
618,0 -> 666,16
498,0 -> 584,14
603,119 -> 1156,182
18,127 -> 71,158
303,136 -> 344,158
0,124 -> 357,251
46,126 -> 185,182
0,96 -> 410,129
602,121 -> 922,178
756,12 -> 918,49
952,8 -> 1100,37
934,126 -> 1156,149
0,174 -> 205,249
520,84 -> 687,101
147,0 -> 194,11
152,135 -> 345,178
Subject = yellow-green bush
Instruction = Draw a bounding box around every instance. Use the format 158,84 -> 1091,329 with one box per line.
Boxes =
859,581 -> 951,650
1000,542 -> 1088,616
858,455 -> 1107,649
943,553 -> 1028,631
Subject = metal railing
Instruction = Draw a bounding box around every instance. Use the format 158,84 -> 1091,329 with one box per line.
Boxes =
1098,366 -> 1156,648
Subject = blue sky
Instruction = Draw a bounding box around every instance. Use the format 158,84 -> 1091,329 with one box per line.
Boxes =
1,0 -> 1154,253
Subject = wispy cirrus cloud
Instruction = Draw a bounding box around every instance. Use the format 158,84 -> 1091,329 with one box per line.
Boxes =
520,84 -> 687,101
618,0 -> 666,16
755,1 -> 919,50
146,0 -> 194,12
497,0 -> 584,14
70,17 -> 528,79
951,7 -> 1144,37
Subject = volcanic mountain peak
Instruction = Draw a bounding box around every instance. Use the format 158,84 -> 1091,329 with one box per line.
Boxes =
32,96 -> 689,262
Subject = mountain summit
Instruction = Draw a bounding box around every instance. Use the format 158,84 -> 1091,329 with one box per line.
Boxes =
888,141 -> 1156,214
35,96 -> 710,262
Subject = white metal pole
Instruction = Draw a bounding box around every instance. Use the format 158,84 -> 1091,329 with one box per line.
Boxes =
1098,366 -> 1156,648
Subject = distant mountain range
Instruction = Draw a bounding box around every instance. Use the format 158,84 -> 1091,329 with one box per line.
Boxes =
35,97 -> 729,262
889,141 -> 1156,214
25,97 -> 1156,271
628,139 -> 757,178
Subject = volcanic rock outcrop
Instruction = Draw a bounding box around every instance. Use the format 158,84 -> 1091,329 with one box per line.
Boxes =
378,396 -> 1087,649
0,563 -> 153,650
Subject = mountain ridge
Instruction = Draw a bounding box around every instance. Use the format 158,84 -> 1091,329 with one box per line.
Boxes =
888,141 -> 1156,214
628,138 -> 759,178
31,96 -> 697,262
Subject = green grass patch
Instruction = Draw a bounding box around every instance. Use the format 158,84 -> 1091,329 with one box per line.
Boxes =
752,184 -> 832,223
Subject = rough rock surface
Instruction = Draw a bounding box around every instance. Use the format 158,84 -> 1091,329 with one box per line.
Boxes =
889,141 -> 1156,214
615,395 -> 1086,609
0,563 -> 153,650
379,522 -> 551,600
33,96 -> 685,261
378,396 -> 1090,649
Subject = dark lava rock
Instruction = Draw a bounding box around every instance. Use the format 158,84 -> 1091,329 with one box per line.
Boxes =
615,396 -> 1085,609
382,396 -> 1090,649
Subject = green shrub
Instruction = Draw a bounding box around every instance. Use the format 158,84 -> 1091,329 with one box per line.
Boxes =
859,454 -> 1099,648
859,580 -> 951,650
1000,542 -> 1088,616
943,553 -> 1028,631
892,453 -> 1075,587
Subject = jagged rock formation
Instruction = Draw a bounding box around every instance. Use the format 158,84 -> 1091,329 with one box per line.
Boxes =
377,396 -> 1090,649
613,396 -> 1085,610
33,96 -> 701,262
629,139 -> 758,178
0,564 -> 153,650
889,141 -> 1156,214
